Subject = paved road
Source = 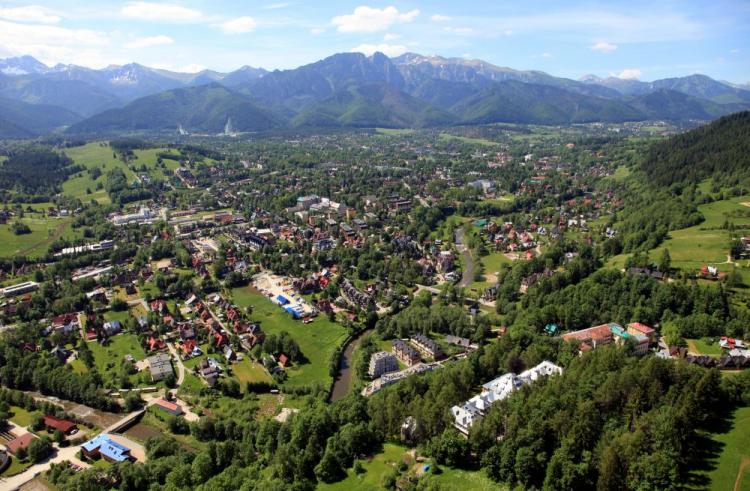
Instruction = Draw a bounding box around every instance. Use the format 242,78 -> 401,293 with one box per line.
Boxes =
167,343 -> 186,387
454,228 -> 475,288
1,443 -> 89,490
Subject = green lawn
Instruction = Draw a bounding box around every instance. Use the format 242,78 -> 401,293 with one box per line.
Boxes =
438,133 -> 499,146
700,406 -> 750,491
89,333 -> 148,384
9,405 -> 40,427
652,197 -> 750,270
232,358 -> 273,388
1,455 -> 32,476
469,251 -> 513,292
231,286 -> 348,389
62,142 -> 182,203
686,338 -> 724,356
317,443 -> 503,491
62,142 -> 136,203
608,165 -> 632,182
0,217 -> 78,258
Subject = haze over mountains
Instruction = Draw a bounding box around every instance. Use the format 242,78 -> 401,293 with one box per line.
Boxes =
0,52 -> 748,137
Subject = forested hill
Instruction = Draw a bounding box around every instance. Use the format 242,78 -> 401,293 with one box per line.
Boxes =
641,110 -> 750,186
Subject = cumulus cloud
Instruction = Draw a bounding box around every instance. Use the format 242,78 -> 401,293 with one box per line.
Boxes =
0,5 -> 60,24
591,41 -> 618,53
218,16 -> 257,34
0,19 -> 110,67
120,2 -> 203,22
351,43 -> 407,57
332,6 -> 419,33
124,35 -> 174,49
430,14 -> 451,22
617,68 -> 641,79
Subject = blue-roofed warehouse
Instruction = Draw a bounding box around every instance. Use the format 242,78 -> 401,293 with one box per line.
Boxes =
276,295 -> 290,306
81,433 -> 134,463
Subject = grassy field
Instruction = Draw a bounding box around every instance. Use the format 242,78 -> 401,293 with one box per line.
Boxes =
439,133 -> 499,146
9,405 -> 40,427
89,333 -> 148,384
231,286 -> 348,389
317,443 -> 503,491
1,456 -> 32,476
231,358 -> 274,388
469,251 -> 512,291
62,142 -> 182,203
698,406 -> 750,491
686,338 -> 724,356
375,128 -> 415,136
607,195 -> 750,278
608,165 -> 632,182
0,216 -> 78,258
652,197 -> 750,270
63,142 -> 135,203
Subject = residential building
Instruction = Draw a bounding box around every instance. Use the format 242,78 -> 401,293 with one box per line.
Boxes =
451,361 -> 562,434
411,334 -> 444,360
43,415 -> 77,435
368,351 -> 398,378
627,322 -> 656,344
1,281 -> 39,298
393,340 -> 420,366
153,398 -> 184,416
81,434 -> 134,462
5,433 -> 36,455
147,353 -> 174,381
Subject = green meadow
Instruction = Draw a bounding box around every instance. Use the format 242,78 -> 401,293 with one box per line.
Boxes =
231,286 -> 348,389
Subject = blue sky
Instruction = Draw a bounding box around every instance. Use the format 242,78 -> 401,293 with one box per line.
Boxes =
0,1 -> 748,83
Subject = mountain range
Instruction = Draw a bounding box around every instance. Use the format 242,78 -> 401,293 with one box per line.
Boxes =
0,52 -> 748,137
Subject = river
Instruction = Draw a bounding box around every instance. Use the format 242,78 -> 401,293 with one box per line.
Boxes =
329,328 -> 373,402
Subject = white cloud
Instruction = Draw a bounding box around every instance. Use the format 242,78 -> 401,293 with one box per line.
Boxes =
351,43 -> 407,57
0,5 -> 60,24
218,16 -> 257,34
332,6 -> 419,33
443,26 -> 474,34
124,35 -> 174,49
541,52 -> 552,58
179,63 -> 206,73
0,19 -> 111,68
384,33 -> 400,41
617,68 -> 641,79
730,48 -> 740,54
120,2 -> 203,22
591,41 -> 617,53
310,27 -> 325,35
430,14 -> 451,22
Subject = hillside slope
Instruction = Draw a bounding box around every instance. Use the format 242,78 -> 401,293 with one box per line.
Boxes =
641,110 -> 750,185
0,97 -> 81,137
67,84 -> 281,134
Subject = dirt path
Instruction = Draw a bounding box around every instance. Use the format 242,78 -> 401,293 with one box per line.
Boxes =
733,457 -> 750,491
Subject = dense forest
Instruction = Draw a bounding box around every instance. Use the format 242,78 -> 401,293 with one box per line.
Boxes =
642,111 -> 750,186
0,149 -> 76,197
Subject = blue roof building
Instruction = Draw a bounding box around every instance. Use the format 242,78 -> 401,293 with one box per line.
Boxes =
81,433 -> 133,462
